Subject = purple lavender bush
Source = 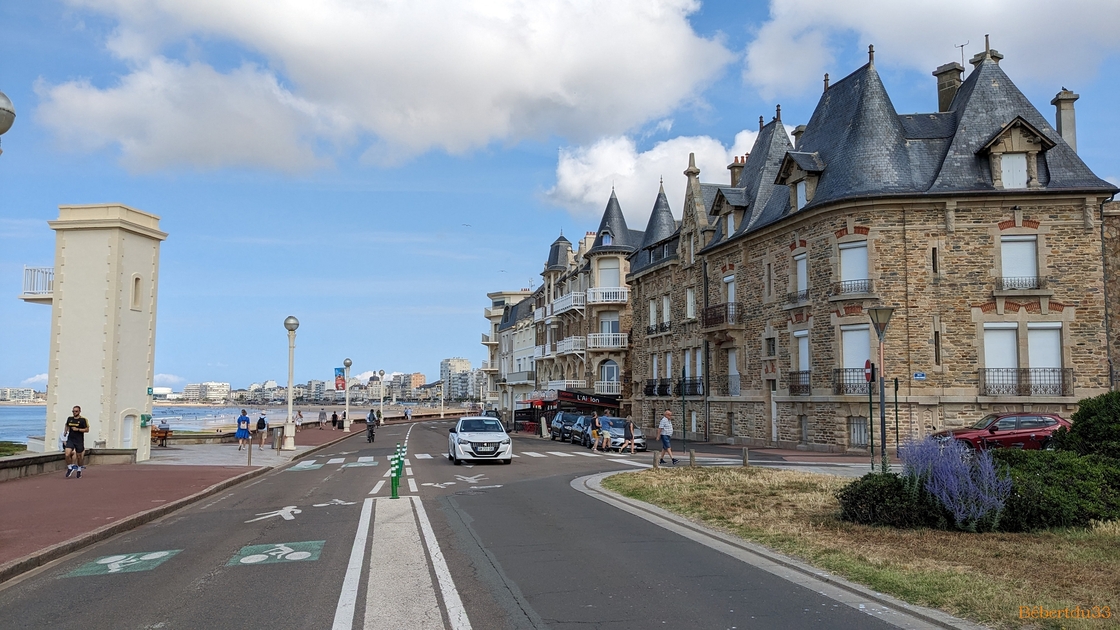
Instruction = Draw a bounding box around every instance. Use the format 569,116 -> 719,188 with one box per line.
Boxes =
900,437 -> 1013,532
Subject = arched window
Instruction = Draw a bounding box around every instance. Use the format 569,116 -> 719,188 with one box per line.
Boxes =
602,233 -> 612,245
599,360 -> 619,382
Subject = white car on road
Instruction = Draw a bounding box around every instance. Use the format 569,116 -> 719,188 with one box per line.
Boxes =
448,416 -> 513,465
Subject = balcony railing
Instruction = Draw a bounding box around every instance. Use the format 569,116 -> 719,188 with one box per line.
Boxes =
830,279 -> 873,296
586,287 -> 629,304
556,336 -> 586,354
19,266 -> 54,303
714,374 -> 741,396
533,345 -> 545,359
646,325 -> 658,335
482,333 -> 498,345
587,332 -> 628,349
481,361 -> 497,371
997,276 -> 1043,291
679,377 -> 703,396
701,302 -> 741,328
659,321 -> 672,333
789,370 -> 811,395
979,368 -> 1073,396
786,289 -> 810,304
547,379 -> 586,390
594,380 -> 622,396
533,307 -> 545,322
833,368 -> 870,395
552,291 -> 585,315
656,378 -> 673,396
643,379 -> 658,396
505,370 -> 535,384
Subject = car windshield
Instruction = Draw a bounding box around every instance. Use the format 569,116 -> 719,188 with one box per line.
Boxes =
460,419 -> 504,433
969,415 -> 999,430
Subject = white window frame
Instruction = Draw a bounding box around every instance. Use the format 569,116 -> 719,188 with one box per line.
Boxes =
686,287 -> 696,318
794,253 -> 808,293
793,329 -> 810,372
796,181 -> 807,210
838,241 -> 869,283
1000,235 -> 1038,282
662,295 -> 671,324
1001,153 -> 1028,189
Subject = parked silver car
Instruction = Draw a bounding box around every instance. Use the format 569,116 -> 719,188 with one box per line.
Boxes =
576,416 -> 646,451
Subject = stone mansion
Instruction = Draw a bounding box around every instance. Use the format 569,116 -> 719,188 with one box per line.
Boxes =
486,43 -> 1120,451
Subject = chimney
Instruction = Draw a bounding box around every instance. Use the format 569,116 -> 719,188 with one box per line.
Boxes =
791,125 -> 807,150
932,62 -> 964,112
727,155 -> 746,187
969,36 -> 1003,67
1051,88 -> 1079,153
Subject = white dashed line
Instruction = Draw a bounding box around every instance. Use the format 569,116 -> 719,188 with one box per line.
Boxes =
370,480 -> 385,495
414,453 -> 432,459
357,456 -> 375,463
521,452 -> 546,458
574,452 -> 601,457
330,497 -> 373,630
546,452 -> 575,457
407,478 -> 418,493
327,457 -> 345,464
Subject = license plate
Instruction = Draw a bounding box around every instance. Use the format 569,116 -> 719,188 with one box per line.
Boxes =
476,446 -> 494,452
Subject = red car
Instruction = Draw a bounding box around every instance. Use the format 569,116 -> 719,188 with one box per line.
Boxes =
931,412 -> 1070,451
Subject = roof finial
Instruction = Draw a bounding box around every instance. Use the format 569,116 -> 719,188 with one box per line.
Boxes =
823,73 -> 829,91
985,33 -> 990,53
775,104 -> 781,121
758,115 -> 764,131
868,44 -> 875,64
659,176 -> 665,194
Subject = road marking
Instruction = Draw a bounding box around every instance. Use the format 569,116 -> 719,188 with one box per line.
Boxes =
229,541 -> 324,565
342,461 -> 378,468
67,550 -> 181,577
313,499 -> 357,507
357,456 -> 375,463
365,498 -> 444,628
521,451 -> 546,457
510,454 -> 519,458
411,496 -> 471,629
414,453 -> 432,459
614,458 -> 652,468
545,451 -> 574,457
421,482 -> 456,489
245,506 -> 301,523
407,478 -> 418,493
369,481 -> 385,495
288,461 -> 323,472
574,451 -> 601,457
454,474 -> 487,484
327,457 -> 345,464
331,498 -> 373,630
405,467 -> 413,476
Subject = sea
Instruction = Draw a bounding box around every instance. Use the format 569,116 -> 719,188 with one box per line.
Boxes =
0,405 -> 269,444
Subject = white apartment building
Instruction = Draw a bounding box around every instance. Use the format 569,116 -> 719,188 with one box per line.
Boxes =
494,296 -> 536,418
201,381 -> 231,402
0,387 -> 36,401
484,289 -> 532,408
182,383 -> 201,402
440,358 -> 471,398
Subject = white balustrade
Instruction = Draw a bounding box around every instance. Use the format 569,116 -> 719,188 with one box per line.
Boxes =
594,381 -> 622,395
586,287 -> 629,304
587,332 -> 628,349
556,336 -> 586,354
552,291 -> 585,315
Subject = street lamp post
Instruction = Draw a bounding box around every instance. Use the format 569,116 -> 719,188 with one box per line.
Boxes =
282,316 -> 299,450
0,89 -> 15,156
378,369 -> 386,426
343,358 -> 352,432
868,307 -> 895,471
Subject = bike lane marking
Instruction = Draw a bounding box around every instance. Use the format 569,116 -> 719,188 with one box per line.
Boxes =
365,497 -> 444,628
369,480 -> 385,495
331,497 -> 374,630
327,458 -> 345,464
407,478 -> 418,493
228,541 -> 324,565
357,456 -> 375,463
410,495 -> 470,630
66,550 -> 181,576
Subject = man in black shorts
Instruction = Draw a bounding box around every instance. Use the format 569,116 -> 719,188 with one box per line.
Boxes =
64,405 -> 90,478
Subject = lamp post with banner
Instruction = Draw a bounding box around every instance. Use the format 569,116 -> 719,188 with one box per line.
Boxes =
378,370 -> 386,426
868,307 -> 895,471
342,358 -> 352,432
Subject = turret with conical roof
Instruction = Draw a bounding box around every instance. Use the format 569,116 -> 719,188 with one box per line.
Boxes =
638,181 -> 677,250
589,189 -> 642,253
544,233 -> 572,272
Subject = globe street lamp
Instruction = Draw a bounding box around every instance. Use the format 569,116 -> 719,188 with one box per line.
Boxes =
868,306 -> 895,470
0,90 -> 15,156
378,369 -> 386,426
342,358 -> 352,432
282,316 -> 299,450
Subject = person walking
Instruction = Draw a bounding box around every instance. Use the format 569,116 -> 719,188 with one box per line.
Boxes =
63,405 -> 90,478
598,415 -> 613,452
331,411 -> 339,430
657,409 -> 679,465
618,415 -> 637,455
318,408 -> 326,430
235,410 -> 251,451
405,407 -> 412,422
295,410 -> 303,433
257,412 -> 268,450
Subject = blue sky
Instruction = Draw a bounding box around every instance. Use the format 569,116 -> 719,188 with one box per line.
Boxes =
2,1 -> 1119,390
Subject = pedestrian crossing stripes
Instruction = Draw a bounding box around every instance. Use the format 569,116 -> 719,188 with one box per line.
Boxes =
521,452 -> 547,457
288,450 -> 651,472
413,453 -> 432,459
546,451 -> 575,457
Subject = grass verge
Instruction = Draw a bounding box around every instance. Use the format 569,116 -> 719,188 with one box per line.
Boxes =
602,467 -> 1118,630
0,441 -> 26,457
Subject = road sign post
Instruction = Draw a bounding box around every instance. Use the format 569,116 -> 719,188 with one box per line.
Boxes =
865,360 -> 875,472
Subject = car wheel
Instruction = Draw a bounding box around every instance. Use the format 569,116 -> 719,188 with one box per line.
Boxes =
1041,438 -> 1055,451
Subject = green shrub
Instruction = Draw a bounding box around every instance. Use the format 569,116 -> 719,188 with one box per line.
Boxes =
835,472 -> 947,528
1052,390 -> 1120,458
991,450 -> 1120,531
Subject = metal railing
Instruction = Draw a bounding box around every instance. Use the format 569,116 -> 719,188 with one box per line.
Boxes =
714,374 -> 741,396
594,380 -> 622,395
701,302 -> 741,327
552,291 -> 585,315
482,333 -> 497,345
586,287 -> 629,304
786,289 -> 810,304
997,276 -> 1043,291
789,371 -> 811,395
833,368 -> 870,395
656,378 -> 673,396
587,332 -> 628,349
547,379 -> 586,390
556,336 -> 586,354
659,321 -> 672,333
22,266 -> 54,296
979,368 -> 1073,396
533,307 -> 545,322
679,377 -> 704,396
643,379 -> 658,396
830,279 -> 873,296
646,325 -> 659,335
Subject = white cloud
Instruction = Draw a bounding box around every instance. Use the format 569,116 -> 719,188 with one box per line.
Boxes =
548,129 -> 761,225
153,373 -> 185,386
743,0 -> 1120,98
41,0 -> 733,170
21,374 -> 48,386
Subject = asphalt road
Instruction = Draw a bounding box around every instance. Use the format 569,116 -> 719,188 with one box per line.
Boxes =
0,419 -> 919,629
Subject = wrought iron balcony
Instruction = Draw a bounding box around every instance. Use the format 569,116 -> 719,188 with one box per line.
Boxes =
552,291 -> 585,315
659,321 -> 672,333
833,368 -> 870,395
646,325 -> 658,335
594,380 -> 622,396
701,302 -> 741,328
587,332 -> 628,350
643,379 -> 658,396
789,370 -> 811,395
979,368 -> 1073,396
830,279 -> 873,296
656,378 -> 673,396
679,377 -> 703,396
997,276 -> 1043,291
586,287 -> 629,304
714,374 -> 741,396
786,289 -> 810,304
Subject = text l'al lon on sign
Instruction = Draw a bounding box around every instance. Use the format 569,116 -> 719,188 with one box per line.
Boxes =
67,550 -> 182,577
228,541 -> 325,566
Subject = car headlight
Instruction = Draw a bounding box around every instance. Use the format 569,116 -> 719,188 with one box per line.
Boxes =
457,438 -> 471,445
501,437 -> 511,444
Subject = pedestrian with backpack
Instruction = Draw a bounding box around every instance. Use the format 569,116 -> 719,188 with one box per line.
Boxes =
257,413 -> 268,451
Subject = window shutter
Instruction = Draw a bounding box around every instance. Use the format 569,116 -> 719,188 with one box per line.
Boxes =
1001,153 -> 1028,189
839,242 -> 868,282
1027,323 -> 1062,369
840,325 -> 870,369
1001,236 -> 1038,279
983,324 -> 1019,369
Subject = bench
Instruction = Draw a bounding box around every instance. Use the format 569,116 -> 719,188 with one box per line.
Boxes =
151,428 -> 173,447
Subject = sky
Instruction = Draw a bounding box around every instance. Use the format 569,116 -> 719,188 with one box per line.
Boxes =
3,0 -> 1120,390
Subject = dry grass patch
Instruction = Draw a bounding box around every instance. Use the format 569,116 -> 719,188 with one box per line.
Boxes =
603,467 -> 1119,630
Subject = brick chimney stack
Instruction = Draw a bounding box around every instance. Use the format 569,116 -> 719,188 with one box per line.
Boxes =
1051,88 -> 1079,153
727,155 -> 747,187
932,62 -> 964,112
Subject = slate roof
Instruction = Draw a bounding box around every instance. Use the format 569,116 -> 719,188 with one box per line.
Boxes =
497,296 -> 535,332
589,189 -> 643,254
629,184 -> 682,271
545,234 -> 571,272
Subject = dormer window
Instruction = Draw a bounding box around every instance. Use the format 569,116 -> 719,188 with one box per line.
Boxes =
980,117 -> 1055,190
1001,153 -> 1028,189
602,233 -> 612,245
726,213 -> 735,235
776,151 -> 825,213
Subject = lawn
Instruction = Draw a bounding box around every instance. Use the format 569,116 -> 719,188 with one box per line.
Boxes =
0,441 -> 27,457
602,466 -> 1118,630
